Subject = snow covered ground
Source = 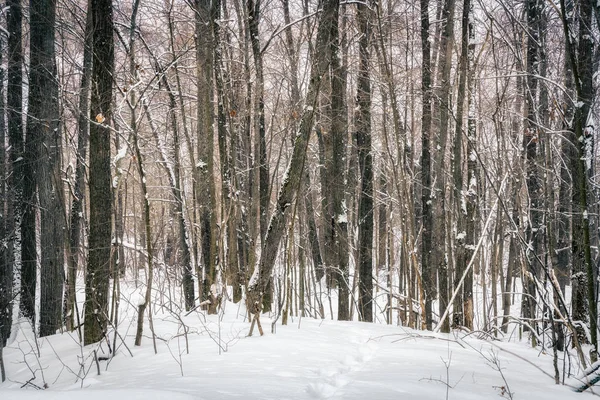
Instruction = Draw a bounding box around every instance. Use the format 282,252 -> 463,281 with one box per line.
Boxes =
0,280 -> 597,399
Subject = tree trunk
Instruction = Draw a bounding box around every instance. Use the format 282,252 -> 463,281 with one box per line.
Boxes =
29,0 -> 65,337
560,0 -> 597,350
420,0 -> 435,331
7,0 -> 30,322
196,0 -> 219,314
213,0 -> 230,313
452,0 -> 470,328
84,0 -> 114,345
521,0 -> 542,339
323,1 -> 350,321
463,2 -> 476,331
433,0 -> 455,334
0,31 -> 11,350
132,115 -> 155,350
247,0 -> 272,312
356,1 -> 374,323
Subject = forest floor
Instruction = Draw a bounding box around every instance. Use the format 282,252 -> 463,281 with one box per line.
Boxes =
0,277 -> 598,399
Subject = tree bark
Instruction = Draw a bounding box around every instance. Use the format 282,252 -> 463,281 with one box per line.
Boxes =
196,0 -> 219,313
29,0 -> 65,337
7,0 -> 30,322
0,31 -> 10,349
420,0 -> 435,330
560,0 -> 597,350
84,0 -> 114,345
356,1 -> 373,323
433,0 -> 455,334
452,0 -> 470,328
521,0 -> 542,339
463,1 -> 476,331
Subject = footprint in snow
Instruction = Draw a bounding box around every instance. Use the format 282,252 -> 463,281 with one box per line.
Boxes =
306,339 -> 378,398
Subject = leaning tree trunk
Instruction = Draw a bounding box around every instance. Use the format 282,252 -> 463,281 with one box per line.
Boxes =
84,0 -> 114,345
247,0 -> 338,328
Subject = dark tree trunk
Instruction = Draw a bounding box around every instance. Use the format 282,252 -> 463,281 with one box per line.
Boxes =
304,171 -> 325,282
196,0 -> 219,313
433,0 -> 455,334
323,0 -> 350,321
555,3 -> 574,295
560,0 -> 597,350
213,0 -> 231,313
0,32 -> 11,350
420,0 -> 435,330
7,0 -> 30,322
463,1 -> 476,331
247,0 -> 272,312
356,1 -> 373,323
29,0 -> 65,337
521,0 -> 542,338
452,0 -> 470,327
247,0 -> 270,247
84,0 -> 114,345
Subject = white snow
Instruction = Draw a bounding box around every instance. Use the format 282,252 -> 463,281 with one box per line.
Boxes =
1,279 -> 597,400
113,146 -> 128,165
